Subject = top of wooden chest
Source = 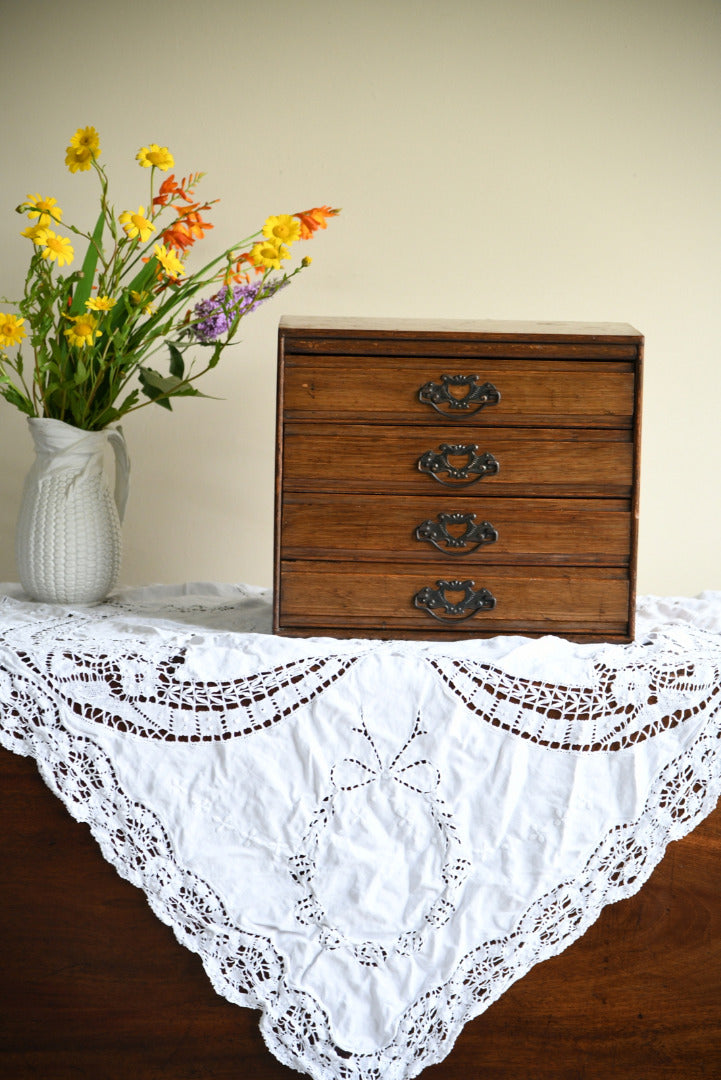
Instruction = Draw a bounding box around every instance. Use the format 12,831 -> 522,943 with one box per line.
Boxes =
279,316 -> 643,344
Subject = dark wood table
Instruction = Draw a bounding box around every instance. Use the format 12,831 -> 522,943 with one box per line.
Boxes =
1,747 -> 720,1080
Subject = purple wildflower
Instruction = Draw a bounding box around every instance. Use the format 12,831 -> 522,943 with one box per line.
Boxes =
191,278 -> 288,343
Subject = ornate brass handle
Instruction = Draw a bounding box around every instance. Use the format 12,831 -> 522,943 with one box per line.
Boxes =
413,579 -> 496,623
418,375 -> 501,419
415,512 -> 498,555
417,444 -> 500,486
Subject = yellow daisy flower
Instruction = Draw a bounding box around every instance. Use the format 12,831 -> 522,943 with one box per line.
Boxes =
153,243 -> 185,277
65,126 -> 100,173
65,145 -> 95,173
250,239 -> 288,271
85,296 -> 116,312
0,312 -> 26,348
136,144 -> 175,171
36,230 -> 74,267
262,214 -> 301,245
25,194 -> 62,227
64,314 -> 101,349
119,206 -> 155,243
21,223 -> 47,244
70,126 -> 101,155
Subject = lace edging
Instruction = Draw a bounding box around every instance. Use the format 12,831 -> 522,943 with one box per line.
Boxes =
3,697 -> 720,1080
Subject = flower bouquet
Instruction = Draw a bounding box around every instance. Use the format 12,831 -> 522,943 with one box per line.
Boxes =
0,125 -> 338,604
0,125 -> 338,430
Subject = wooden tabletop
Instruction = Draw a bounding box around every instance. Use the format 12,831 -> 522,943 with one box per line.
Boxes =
1,747 -> 719,1080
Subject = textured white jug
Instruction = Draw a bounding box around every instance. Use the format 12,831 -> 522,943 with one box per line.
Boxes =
15,417 -> 130,604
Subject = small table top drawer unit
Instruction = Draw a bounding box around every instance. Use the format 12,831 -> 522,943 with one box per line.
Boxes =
273,317 -> 643,642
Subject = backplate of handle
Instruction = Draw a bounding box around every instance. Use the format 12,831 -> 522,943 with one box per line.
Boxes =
415,512 -> 498,554
413,579 -> 496,622
417,444 -> 500,486
418,374 -> 501,418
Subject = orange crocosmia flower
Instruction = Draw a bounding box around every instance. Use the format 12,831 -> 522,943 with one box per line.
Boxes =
183,172 -> 205,195
295,205 -> 340,239
224,265 -> 252,285
162,222 -> 194,252
162,209 -> 214,253
179,208 -> 213,239
153,180 -> 173,209
153,172 -> 204,209
153,175 -> 180,208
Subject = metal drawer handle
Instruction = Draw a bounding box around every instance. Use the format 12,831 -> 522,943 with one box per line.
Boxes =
413,579 -> 496,622
417,444 -> 500,486
418,375 -> 501,418
415,512 -> 498,555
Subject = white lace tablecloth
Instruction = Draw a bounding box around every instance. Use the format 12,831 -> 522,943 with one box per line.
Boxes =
1,582 -> 721,1080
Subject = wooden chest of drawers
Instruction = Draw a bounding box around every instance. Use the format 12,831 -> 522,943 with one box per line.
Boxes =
273,317 -> 643,642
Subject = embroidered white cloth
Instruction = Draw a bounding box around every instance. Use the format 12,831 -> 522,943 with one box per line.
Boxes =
1,582 -> 721,1080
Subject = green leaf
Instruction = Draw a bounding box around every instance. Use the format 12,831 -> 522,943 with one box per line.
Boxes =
168,342 -> 185,379
138,367 -> 177,393
116,388 -> 140,414
138,365 -> 208,410
69,211 -> 105,316
138,366 -> 176,410
0,376 -> 33,415
108,257 -> 159,335
206,342 -> 223,369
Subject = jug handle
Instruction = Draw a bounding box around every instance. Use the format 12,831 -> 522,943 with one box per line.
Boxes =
107,427 -> 130,524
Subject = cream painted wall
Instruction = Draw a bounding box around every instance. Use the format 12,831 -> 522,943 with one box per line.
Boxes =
1,0 -> 719,596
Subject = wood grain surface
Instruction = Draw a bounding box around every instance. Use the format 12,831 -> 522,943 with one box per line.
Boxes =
274,320 -> 642,643
280,494 -> 632,565
1,747 -> 719,1080
281,424 -> 633,497
281,358 -> 636,427
278,561 -> 630,635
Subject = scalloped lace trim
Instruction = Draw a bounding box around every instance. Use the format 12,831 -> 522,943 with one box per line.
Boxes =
1,590 -> 721,1079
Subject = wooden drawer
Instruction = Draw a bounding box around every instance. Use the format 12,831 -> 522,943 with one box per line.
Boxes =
277,561 -> 630,639
280,495 -> 632,566
282,423 -> 633,497
274,318 -> 643,642
282,356 -> 636,428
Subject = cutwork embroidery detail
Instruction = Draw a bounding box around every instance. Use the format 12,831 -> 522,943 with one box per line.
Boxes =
2,594 -> 721,1080
19,718 -> 718,1080
9,646 -> 358,742
290,714 -> 470,964
430,631 -> 721,751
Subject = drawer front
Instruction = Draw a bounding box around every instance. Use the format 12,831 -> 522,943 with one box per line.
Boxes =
277,562 -> 630,637
280,494 -> 632,565
275,322 -> 642,642
282,424 -> 633,497
281,356 -> 636,427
